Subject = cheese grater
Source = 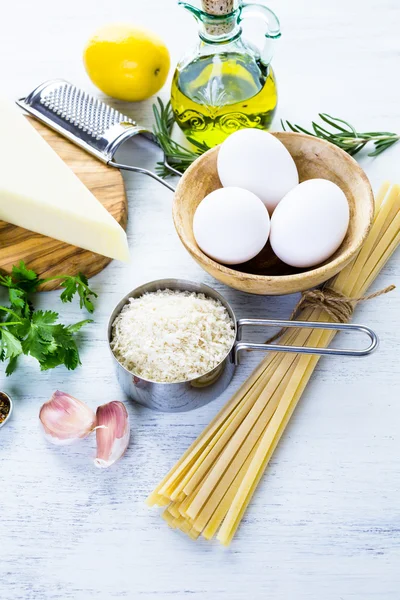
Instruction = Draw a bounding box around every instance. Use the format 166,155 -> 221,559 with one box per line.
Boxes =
17,79 -> 178,191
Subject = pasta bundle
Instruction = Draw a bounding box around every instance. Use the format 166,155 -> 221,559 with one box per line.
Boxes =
147,182 -> 400,545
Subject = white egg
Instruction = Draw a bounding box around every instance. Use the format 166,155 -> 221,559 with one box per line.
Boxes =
217,128 -> 299,213
269,179 -> 350,268
193,187 -> 270,265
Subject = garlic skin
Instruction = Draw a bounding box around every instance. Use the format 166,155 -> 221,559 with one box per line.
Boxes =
39,391 -> 96,445
94,401 -> 130,469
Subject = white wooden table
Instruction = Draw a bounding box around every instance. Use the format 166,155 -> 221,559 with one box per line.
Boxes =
1,1 -> 399,598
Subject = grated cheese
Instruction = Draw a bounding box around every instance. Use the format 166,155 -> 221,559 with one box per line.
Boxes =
111,289 -> 236,383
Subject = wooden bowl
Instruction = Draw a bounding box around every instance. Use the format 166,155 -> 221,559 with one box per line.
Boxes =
173,132 -> 374,295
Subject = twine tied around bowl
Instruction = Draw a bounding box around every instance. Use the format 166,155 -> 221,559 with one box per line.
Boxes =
265,284 -> 395,344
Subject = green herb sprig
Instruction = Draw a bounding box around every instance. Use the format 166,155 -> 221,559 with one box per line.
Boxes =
153,98 -> 209,177
281,113 -> 400,157
152,99 -> 400,174
0,262 -> 97,375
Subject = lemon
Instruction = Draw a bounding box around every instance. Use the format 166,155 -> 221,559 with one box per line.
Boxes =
83,24 -> 170,102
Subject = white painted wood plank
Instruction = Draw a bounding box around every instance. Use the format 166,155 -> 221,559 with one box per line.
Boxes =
0,0 -> 399,598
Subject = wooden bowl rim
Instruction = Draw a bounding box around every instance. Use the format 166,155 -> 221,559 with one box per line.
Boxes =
173,132 -> 374,285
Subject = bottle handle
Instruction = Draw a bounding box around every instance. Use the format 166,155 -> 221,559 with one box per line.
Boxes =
239,2 -> 281,64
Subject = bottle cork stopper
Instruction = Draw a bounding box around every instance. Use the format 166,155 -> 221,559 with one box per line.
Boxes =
201,0 -> 236,36
201,0 -> 234,16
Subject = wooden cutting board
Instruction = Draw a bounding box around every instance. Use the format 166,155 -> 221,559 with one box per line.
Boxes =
0,117 -> 128,291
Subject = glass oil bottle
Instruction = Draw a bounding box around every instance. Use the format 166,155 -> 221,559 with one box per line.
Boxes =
171,0 -> 281,147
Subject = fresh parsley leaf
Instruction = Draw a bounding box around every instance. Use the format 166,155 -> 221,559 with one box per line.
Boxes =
59,278 -> 77,303
1,263 -> 97,314
11,261 -> 42,293
12,261 -> 38,282
77,272 -> 97,314
31,310 -> 59,342
63,345 -> 81,371
38,350 -> 65,371
6,315 -> 31,339
22,325 -> 50,362
20,317 -> 87,372
0,262 -> 96,374
0,274 -> 13,288
51,323 -> 78,348
59,272 -> 97,314
67,319 -> 93,334
5,355 -> 19,375
22,312 -> 66,362
38,325 -> 82,371
8,287 -> 27,309
0,328 -> 23,359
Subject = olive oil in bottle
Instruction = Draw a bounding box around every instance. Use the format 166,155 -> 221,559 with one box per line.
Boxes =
171,51 -> 277,147
171,0 -> 281,147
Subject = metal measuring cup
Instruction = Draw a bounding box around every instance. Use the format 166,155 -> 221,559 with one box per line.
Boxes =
107,279 -> 378,412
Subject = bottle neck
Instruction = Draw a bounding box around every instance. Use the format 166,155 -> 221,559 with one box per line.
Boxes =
198,13 -> 242,44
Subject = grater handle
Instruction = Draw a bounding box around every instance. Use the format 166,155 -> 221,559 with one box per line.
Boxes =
17,80 -> 181,192
109,161 -> 176,192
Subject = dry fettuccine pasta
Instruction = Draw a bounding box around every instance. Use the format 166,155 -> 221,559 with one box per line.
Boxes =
147,182 -> 400,545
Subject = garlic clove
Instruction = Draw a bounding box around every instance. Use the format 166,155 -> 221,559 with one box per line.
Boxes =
39,390 -> 96,445
94,401 -> 130,469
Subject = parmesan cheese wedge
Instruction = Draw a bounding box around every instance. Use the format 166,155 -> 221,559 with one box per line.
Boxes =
0,97 -> 130,262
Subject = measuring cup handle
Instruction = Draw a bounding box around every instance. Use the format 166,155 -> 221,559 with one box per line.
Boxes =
239,2 -> 281,64
234,318 -> 378,365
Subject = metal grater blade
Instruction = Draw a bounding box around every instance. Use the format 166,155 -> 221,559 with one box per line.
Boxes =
41,82 -> 136,138
17,79 -> 155,163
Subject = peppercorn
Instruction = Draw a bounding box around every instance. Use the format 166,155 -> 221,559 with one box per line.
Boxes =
0,392 -> 11,425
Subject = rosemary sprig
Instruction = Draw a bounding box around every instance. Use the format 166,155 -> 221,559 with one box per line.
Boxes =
281,113 -> 400,157
152,98 -> 209,177
152,100 -> 400,176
